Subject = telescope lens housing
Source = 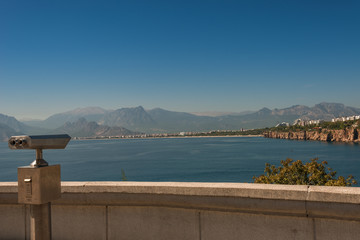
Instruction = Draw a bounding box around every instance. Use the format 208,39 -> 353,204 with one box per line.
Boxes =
8,134 -> 71,150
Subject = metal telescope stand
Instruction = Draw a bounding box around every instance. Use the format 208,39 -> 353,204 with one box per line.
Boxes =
18,149 -> 61,240
9,134 -> 70,240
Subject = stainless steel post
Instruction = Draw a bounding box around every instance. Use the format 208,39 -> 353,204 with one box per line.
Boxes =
31,149 -> 49,167
30,203 -> 52,240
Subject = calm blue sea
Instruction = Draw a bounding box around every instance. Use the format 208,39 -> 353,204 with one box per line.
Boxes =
0,137 -> 359,184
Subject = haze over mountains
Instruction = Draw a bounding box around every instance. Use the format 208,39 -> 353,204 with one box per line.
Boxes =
1,102 -> 360,141
55,118 -> 138,138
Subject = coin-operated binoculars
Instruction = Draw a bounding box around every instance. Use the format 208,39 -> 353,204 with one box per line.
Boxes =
8,134 -> 71,240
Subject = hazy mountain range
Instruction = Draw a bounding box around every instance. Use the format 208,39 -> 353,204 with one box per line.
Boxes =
54,118 -> 138,138
1,102 -> 360,141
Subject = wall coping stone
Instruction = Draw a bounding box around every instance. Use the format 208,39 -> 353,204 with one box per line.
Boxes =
1,182 -> 360,204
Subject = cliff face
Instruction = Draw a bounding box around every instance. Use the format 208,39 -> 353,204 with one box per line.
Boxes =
264,128 -> 360,143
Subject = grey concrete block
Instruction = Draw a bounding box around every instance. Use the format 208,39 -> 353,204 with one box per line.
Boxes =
0,204 -> 25,239
108,206 -> 199,240
307,201 -> 360,221
201,210 -> 314,240
52,205 -> 106,240
314,218 -> 360,240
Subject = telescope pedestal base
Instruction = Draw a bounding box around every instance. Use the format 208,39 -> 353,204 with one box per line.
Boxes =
18,165 -> 61,204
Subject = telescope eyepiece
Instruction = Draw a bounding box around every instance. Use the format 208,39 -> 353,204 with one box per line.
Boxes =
9,138 -> 27,148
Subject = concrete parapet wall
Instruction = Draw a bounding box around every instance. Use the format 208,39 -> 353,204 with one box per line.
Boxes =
1,182 -> 360,239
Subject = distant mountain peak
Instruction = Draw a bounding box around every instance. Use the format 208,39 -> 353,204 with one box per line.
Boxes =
101,106 -> 155,130
135,105 -> 145,110
257,107 -> 272,114
0,113 -> 26,132
57,118 -> 137,138
115,105 -> 145,111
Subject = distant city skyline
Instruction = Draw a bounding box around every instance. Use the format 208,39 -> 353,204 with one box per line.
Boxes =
1,1 -> 359,120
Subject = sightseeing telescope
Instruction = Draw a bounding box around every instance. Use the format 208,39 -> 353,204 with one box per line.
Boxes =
8,134 -> 71,239
8,134 -> 71,167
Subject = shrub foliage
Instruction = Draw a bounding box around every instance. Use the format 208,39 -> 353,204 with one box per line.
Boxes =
253,158 -> 356,186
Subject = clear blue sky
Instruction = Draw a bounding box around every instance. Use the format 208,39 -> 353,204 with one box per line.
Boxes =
1,0 -> 359,120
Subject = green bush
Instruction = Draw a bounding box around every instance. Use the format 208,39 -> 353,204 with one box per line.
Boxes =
253,158 -> 356,186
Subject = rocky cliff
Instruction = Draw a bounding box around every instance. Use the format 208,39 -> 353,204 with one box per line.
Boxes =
264,128 -> 360,143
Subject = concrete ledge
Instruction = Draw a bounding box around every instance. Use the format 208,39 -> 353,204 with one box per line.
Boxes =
2,182 -> 360,204
60,182 -> 309,200
0,182 -> 17,193
308,185 -> 360,204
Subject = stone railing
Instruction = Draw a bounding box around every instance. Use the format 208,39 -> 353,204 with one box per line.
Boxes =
1,182 -> 360,240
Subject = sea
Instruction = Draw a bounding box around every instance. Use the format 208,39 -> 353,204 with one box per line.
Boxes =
0,137 -> 359,185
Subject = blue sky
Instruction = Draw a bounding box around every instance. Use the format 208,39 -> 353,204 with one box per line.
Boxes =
1,0 -> 359,120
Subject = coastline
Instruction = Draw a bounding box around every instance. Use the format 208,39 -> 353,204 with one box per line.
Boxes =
72,134 -> 264,141
152,134 -> 263,139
